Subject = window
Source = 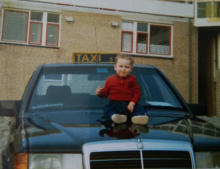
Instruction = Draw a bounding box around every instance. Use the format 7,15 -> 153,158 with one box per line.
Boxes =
150,25 -> 171,55
121,32 -> 133,52
2,10 -> 28,42
121,22 -> 133,52
28,66 -> 182,112
46,13 -> 59,46
198,2 -> 214,18
121,21 -> 172,56
217,2 -> 220,17
195,1 -> 220,26
137,23 -> 148,54
197,1 -> 220,18
29,11 -> 43,45
1,9 -> 60,47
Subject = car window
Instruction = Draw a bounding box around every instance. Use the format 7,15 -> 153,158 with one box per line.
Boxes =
27,66 -> 182,112
135,69 -> 182,108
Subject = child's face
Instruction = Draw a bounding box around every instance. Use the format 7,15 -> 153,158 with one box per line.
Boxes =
114,58 -> 132,78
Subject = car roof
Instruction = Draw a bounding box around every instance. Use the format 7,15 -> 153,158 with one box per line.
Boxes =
40,63 -> 157,70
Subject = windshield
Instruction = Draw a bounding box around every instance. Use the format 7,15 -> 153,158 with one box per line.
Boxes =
27,66 -> 182,112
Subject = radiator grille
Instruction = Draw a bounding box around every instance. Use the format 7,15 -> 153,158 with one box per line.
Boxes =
143,151 -> 192,168
90,150 -> 192,169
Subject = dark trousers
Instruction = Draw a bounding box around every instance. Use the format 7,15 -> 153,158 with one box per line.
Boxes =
104,100 -> 146,120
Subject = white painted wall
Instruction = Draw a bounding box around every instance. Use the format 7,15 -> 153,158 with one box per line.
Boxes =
1,0 -> 193,18
67,0 -> 194,17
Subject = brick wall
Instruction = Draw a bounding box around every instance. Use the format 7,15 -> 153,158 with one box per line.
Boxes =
0,11 -> 197,102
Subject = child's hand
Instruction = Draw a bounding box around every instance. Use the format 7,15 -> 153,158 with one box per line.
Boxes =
127,101 -> 135,113
96,87 -> 103,95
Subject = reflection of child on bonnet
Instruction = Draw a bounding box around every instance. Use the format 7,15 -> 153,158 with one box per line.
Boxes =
99,124 -> 149,139
96,55 -> 149,125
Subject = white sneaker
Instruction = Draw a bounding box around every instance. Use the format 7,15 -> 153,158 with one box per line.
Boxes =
111,114 -> 127,124
131,115 -> 149,125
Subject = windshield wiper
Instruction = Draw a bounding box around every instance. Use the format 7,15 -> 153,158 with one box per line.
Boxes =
143,104 -> 183,110
30,103 -> 64,111
142,103 -> 191,119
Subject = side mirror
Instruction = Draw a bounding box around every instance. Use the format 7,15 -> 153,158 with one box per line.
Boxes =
188,103 -> 207,116
0,100 -> 21,116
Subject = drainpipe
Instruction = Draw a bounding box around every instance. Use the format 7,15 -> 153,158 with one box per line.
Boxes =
188,18 -> 193,103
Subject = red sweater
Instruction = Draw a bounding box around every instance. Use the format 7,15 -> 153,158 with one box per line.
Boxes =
99,74 -> 141,103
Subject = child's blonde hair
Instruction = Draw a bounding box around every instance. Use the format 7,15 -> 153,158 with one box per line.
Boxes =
114,55 -> 134,66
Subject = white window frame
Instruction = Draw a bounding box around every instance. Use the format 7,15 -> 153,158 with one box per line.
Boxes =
1,8 -> 61,48
136,22 -> 148,54
46,13 -> 60,47
149,23 -> 172,57
121,21 -> 173,58
121,22 -> 134,53
29,11 -> 43,45
1,9 -> 29,44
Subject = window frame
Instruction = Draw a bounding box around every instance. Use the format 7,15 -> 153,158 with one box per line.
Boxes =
29,21 -> 43,45
1,8 -> 60,48
1,9 -> 29,43
120,21 -> 173,58
136,32 -> 148,54
149,24 -> 172,56
46,23 -> 59,47
121,30 -> 133,53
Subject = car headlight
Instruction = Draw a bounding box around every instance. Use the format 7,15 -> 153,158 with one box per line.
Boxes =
14,153 -> 83,169
195,152 -> 220,168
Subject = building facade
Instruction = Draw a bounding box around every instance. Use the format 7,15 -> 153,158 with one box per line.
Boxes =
0,0 -> 198,110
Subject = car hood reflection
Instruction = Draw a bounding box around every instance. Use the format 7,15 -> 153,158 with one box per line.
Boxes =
23,111 -> 220,153
23,111 -> 193,153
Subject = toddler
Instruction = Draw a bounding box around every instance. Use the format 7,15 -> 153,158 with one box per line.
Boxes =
96,55 -> 148,125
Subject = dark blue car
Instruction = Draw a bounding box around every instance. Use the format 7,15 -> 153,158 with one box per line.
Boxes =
1,64 -> 220,169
